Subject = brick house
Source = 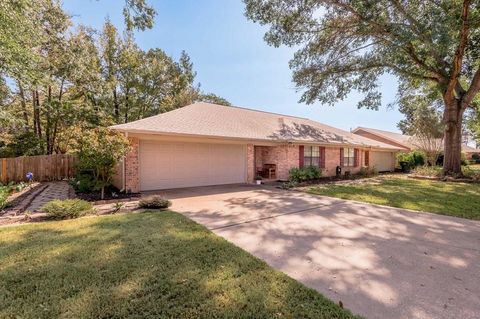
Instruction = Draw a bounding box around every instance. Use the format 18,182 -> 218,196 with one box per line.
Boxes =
111,102 -> 402,192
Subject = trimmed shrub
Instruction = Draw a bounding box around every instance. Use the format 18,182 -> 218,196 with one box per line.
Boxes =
41,199 -> 93,220
138,195 -> 172,209
289,166 -> 322,183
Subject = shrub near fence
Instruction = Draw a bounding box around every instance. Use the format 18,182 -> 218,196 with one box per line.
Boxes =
0,154 -> 77,183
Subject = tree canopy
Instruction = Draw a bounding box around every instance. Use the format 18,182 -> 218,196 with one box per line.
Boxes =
244,0 -> 480,174
0,1 -> 229,157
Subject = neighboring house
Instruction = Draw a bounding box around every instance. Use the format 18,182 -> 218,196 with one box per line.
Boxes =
462,144 -> 480,160
352,127 -> 480,159
111,103 -> 402,192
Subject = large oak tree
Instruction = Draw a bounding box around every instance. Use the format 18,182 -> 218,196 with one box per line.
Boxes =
244,0 -> 480,174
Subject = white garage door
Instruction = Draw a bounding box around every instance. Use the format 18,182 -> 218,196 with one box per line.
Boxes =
139,140 -> 247,191
370,151 -> 394,172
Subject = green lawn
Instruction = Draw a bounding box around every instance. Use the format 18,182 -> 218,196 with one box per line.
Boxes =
306,176 -> 480,220
0,211 -> 360,319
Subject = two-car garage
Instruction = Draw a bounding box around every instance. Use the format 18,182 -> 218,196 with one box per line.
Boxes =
138,140 -> 247,191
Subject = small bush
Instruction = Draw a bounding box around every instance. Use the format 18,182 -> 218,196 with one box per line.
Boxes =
70,173 -> 96,193
358,166 -> 378,177
289,166 -> 322,183
41,199 -> 93,220
138,195 -> 172,209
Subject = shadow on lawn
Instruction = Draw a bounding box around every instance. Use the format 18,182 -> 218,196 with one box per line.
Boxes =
167,185 -> 480,319
0,212 -> 359,319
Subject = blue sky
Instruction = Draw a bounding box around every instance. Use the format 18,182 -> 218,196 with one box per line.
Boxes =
64,0 -> 403,132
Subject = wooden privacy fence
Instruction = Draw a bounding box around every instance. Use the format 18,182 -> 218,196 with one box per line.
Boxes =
0,154 -> 77,183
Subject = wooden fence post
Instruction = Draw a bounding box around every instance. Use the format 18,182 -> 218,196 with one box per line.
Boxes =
1,158 -> 6,184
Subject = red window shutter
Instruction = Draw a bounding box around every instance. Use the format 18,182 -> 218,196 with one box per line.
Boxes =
299,145 -> 304,168
320,147 -> 326,168
339,148 -> 344,166
365,151 -> 370,166
354,149 -> 359,167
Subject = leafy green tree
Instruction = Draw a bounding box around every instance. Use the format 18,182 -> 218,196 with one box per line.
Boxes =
397,90 -> 444,166
245,0 -> 480,175
76,128 -> 130,199
100,19 -> 122,122
0,1 -> 229,159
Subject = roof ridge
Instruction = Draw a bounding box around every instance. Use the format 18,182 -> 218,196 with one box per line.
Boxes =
195,102 -> 310,121
357,126 -> 410,137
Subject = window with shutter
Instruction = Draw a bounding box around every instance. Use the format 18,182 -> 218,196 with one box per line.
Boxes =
342,148 -> 356,167
302,146 -> 324,167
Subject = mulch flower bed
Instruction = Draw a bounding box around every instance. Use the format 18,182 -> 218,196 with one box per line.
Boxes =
75,188 -> 141,204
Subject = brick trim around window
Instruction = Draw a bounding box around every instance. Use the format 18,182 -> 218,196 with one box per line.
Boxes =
339,148 -> 344,166
320,147 -> 325,168
299,145 -> 304,168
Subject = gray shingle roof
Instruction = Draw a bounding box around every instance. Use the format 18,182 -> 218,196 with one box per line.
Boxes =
111,102 -> 402,150
353,126 -> 480,153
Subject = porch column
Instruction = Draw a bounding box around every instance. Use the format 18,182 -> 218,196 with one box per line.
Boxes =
246,144 -> 255,183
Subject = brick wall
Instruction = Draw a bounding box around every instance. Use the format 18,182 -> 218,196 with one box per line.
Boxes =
125,137 -> 140,193
255,145 -> 299,181
322,147 -> 364,177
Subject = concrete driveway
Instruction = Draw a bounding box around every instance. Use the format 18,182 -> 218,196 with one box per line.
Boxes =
156,184 -> 480,319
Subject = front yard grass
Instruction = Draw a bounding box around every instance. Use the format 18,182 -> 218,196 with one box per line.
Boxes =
306,175 -> 480,220
0,211 -> 360,319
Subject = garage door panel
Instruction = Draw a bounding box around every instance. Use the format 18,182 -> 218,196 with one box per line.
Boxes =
370,151 -> 394,172
139,141 -> 246,191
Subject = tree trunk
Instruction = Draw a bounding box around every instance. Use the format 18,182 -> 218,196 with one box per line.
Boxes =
124,88 -> 130,123
46,86 -> 52,154
34,90 -> 42,139
443,100 -> 464,175
113,89 -> 119,123
32,91 -> 38,136
17,82 -> 29,128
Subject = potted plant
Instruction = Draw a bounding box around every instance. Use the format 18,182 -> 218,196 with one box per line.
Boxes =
255,175 -> 263,185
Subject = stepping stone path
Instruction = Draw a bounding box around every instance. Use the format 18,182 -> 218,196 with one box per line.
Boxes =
26,181 -> 71,212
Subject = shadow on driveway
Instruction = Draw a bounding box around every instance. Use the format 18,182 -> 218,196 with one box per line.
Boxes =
155,184 -> 480,319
